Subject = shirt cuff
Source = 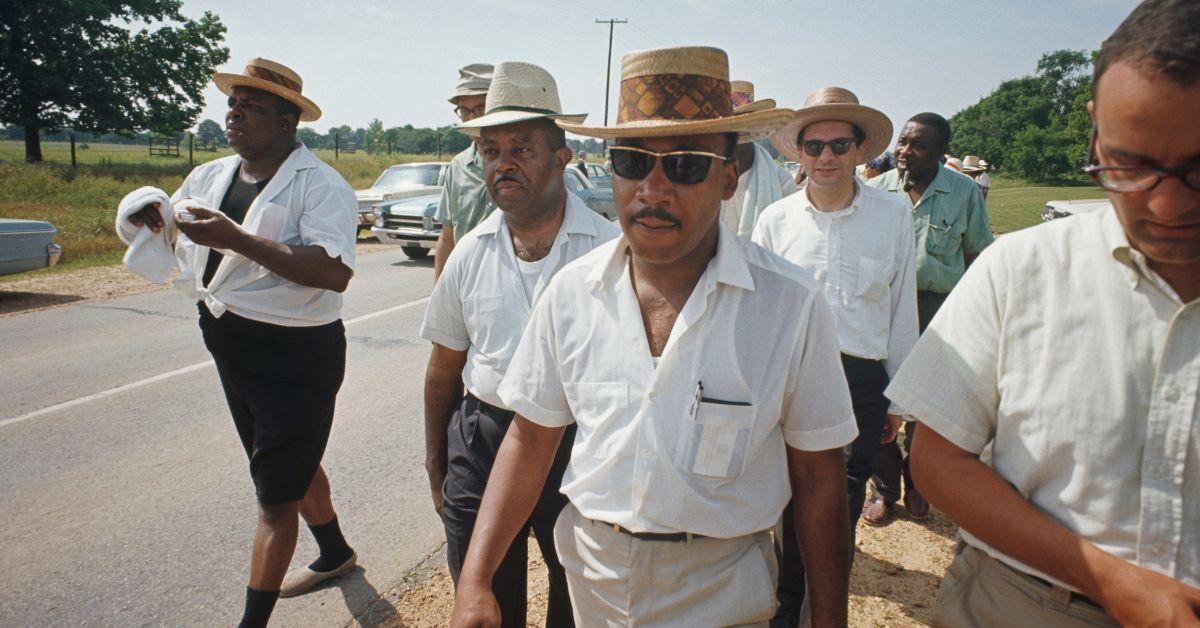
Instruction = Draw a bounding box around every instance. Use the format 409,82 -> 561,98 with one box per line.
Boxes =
886,383 -> 990,453
309,239 -> 357,271
419,328 -> 470,352
782,415 -> 858,451
500,392 -> 574,428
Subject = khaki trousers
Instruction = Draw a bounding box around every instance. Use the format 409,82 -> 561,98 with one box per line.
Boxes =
553,504 -> 777,627
933,544 -> 1117,627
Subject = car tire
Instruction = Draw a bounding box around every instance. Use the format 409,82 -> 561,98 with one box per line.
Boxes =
401,245 -> 429,260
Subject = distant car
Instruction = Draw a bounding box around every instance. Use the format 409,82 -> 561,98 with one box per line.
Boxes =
354,162 -> 449,232
0,218 -> 62,276
1041,198 -> 1111,221
371,170 -> 617,260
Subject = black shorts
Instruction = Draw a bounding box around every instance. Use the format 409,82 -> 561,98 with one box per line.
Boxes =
199,304 -> 346,504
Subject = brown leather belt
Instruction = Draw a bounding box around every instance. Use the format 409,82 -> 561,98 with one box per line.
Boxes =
597,520 -> 704,543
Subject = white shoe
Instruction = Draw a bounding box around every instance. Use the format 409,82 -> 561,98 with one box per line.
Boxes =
279,551 -> 357,598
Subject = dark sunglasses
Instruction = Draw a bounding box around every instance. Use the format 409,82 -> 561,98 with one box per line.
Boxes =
800,137 -> 858,157
1083,129 -> 1200,193
608,145 -> 730,185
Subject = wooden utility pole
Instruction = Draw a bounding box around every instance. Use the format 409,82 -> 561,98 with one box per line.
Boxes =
595,18 -> 627,150
335,132 -> 340,160
70,134 -> 76,169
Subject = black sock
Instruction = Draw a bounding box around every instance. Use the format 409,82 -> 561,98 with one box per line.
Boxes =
238,587 -> 279,628
307,516 -> 354,572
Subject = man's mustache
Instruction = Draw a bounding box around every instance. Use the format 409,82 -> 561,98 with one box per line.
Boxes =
630,205 -> 680,226
493,173 -> 522,186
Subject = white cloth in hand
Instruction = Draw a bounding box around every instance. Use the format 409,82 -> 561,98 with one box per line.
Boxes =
115,186 -> 175,283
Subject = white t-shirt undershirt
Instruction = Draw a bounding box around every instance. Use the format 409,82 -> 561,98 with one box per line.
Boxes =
516,256 -> 548,304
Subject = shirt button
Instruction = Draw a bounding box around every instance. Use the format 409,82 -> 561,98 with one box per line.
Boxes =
1163,387 -> 1180,402
648,391 -> 657,400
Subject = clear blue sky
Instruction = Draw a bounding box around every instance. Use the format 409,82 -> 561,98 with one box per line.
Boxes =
183,0 -> 1138,143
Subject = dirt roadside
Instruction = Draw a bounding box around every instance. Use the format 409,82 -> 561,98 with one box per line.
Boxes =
381,510 -> 956,627
0,239 -> 394,317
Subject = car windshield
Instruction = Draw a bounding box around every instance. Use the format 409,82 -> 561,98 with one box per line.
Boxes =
373,165 -> 441,188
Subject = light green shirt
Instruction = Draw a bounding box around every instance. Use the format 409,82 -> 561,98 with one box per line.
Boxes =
434,144 -> 496,242
868,167 -> 993,294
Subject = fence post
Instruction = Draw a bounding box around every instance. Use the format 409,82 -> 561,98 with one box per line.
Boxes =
148,135 -> 153,157
70,133 -> 77,169
188,133 -> 194,167
437,134 -> 442,160
335,132 -> 340,161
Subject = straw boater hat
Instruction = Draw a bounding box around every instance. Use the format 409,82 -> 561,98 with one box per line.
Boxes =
448,63 -> 493,104
557,46 -> 793,141
212,58 -> 321,122
770,87 -> 892,165
456,62 -> 586,137
961,155 -> 986,172
730,80 -> 777,115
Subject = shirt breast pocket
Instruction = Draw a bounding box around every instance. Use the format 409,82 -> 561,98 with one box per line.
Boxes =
925,222 -> 962,257
854,257 -> 892,302
678,399 -> 755,479
463,295 -> 505,353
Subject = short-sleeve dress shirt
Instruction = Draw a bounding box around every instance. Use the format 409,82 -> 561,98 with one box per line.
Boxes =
420,193 -> 619,409
497,224 -> 858,537
867,167 -> 993,294
885,208 -> 1199,590
752,182 -> 918,385
169,143 -> 357,326
434,144 -> 496,241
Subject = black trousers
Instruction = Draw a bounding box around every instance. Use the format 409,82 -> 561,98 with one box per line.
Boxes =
441,393 -> 575,628
198,304 -> 346,504
777,354 -> 890,614
871,290 -> 945,504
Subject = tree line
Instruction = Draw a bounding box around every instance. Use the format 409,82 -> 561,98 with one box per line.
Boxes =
949,50 -> 1094,180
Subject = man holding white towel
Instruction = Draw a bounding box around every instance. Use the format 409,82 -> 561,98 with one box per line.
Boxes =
122,58 -> 357,628
719,80 -> 798,237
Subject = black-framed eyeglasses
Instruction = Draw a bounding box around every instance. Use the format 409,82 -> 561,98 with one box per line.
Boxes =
608,145 -> 730,185
454,104 -> 486,118
1084,129 -> 1200,193
800,137 -> 858,158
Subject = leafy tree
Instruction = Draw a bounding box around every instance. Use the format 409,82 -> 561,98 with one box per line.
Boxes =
364,118 -> 385,154
0,1 -> 229,162
297,127 -> 324,149
196,118 -> 226,147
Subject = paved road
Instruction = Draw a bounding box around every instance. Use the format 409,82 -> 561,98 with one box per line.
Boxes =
0,248 -> 446,627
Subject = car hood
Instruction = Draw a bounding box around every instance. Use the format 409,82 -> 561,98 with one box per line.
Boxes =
379,193 -> 441,217
0,218 -> 56,234
356,184 -> 443,203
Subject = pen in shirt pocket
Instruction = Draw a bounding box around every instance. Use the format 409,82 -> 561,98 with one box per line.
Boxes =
689,381 -> 704,421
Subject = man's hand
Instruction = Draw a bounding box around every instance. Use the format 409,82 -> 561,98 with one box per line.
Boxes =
1092,559 -> 1200,627
128,203 -> 165,233
425,457 -> 447,517
174,205 -> 247,251
881,414 -> 904,444
450,577 -> 501,628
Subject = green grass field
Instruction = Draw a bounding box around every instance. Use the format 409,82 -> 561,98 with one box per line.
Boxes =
1,140 -> 1106,281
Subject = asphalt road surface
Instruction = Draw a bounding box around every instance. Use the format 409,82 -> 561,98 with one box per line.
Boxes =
0,248 -> 446,626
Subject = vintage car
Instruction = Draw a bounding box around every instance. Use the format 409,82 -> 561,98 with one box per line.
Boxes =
371,168 -> 616,260
0,218 -> 62,276
354,162 -> 449,232
1041,198 -> 1111,221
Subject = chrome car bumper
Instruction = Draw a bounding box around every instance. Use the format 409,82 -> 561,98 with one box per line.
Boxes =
370,226 -> 439,249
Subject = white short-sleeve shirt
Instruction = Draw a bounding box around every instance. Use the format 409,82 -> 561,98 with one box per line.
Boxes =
886,208 -> 1199,590
168,143 -> 358,326
420,193 -> 619,408
497,223 -> 858,538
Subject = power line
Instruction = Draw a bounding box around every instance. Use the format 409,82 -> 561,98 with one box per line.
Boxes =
595,18 -> 628,147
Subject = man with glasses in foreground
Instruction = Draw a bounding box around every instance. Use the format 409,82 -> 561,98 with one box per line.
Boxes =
754,87 -> 917,627
862,111 -> 993,527
433,63 -> 495,280
888,0 -> 1200,624
449,46 -> 858,627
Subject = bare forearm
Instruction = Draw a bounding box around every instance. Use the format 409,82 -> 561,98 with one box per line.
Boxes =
459,417 -> 564,586
423,364 -> 464,473
911,428 -> 1118,601
233,232 -> 351,292
433,226 -> 454,281
789,447 -> 850,628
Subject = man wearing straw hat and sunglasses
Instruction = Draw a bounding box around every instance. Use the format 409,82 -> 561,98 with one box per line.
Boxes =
450,46 -> 858,627
754,87 -> 918,626
120,58 -> 358,627
421,61 -> 618,626
886,0 -> 1200,624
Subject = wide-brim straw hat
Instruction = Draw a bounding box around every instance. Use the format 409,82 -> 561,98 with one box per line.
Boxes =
212,58 -> 321,122
557,46 -> 793,141
448,63 -> 493,104
961,155 -> 986,172
457,62 -> 586,137
731,80 -> 777,115
770,87 -> 892,165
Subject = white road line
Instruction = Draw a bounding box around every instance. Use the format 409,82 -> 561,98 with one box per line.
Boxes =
0,296 -> 429,430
